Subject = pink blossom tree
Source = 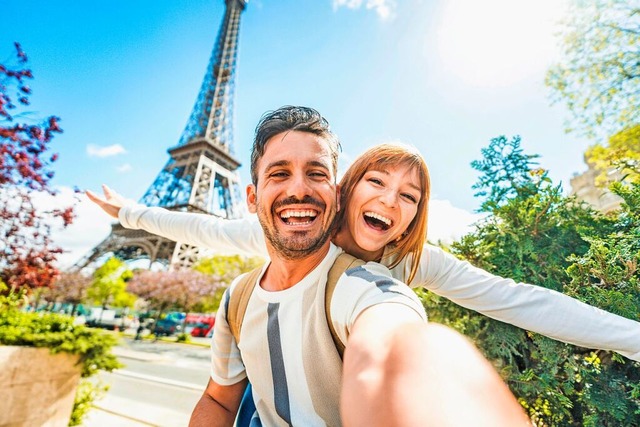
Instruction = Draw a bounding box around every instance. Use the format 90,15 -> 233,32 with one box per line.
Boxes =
44,271 -> 92,315
127,269 -> 224,327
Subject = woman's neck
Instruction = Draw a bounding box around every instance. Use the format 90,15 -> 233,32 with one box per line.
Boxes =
332,228 -> 384,263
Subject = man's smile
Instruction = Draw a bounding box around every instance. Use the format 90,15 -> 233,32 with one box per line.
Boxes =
279,208 -> 319,225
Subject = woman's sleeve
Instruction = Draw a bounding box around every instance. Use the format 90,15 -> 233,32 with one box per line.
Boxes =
411,245 -> 640,362
119,204 -> 268,257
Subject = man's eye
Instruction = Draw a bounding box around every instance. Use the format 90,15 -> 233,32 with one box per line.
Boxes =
270,172 -> 289,178
309,171 -> 328,178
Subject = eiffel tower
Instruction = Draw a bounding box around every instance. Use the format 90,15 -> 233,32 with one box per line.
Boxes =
75,0 -> 248,270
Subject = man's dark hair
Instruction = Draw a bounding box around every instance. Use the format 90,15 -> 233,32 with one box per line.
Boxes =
250,106 -> 341,185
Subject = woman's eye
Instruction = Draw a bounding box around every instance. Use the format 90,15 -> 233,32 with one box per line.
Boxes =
402,193 -> 418,203
368,178 -> 383,186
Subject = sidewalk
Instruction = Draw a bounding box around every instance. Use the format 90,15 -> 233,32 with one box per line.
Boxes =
81,335 -> 209,426
83,403 -> 159,427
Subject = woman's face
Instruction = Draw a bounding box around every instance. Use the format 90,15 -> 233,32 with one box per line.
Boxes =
345,163 -> 422,260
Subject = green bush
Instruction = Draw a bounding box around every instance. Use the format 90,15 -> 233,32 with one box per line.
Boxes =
0,284 -> 122,425
428,136 -> 640,425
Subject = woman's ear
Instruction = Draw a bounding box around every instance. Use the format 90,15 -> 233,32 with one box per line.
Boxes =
246,184 -> 257,214
395,230 -> 408,243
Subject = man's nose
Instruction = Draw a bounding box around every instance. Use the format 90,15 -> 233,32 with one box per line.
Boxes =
287,173 -> 314,199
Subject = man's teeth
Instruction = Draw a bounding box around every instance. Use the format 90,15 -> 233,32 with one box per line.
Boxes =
280,210 -> 317,219
364,212 -> 392,226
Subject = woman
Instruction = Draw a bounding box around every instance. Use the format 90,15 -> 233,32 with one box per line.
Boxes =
88,143 -> 640,361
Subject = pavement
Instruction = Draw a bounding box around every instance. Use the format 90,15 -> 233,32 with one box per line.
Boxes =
80,332 -> 211,427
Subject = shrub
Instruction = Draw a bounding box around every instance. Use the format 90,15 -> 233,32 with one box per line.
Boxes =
0,284 -> 122,424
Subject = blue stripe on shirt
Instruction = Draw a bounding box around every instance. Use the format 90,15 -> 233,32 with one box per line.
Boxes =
345,266 -> 407,294
267,302 -> 292,426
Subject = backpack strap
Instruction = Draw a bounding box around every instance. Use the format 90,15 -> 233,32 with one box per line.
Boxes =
226,252 -> 365,358
227,266 -> 264,345
325,253 -> 365,359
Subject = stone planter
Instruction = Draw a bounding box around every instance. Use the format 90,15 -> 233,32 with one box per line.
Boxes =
0,346 -> 81,427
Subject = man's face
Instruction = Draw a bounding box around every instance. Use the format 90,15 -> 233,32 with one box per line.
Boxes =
246,130 -> 339,260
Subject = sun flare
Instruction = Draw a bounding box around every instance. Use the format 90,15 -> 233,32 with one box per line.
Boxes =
434,0 -> 569,88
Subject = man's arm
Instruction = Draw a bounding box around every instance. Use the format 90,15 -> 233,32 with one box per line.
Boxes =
189,377 -> 248,427
341,304 -> 531,427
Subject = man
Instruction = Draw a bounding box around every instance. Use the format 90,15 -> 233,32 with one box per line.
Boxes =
88,106 -> 530,426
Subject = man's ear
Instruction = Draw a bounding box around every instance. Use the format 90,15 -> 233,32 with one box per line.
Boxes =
246,184 -> 257,214
336,184 -> 341,213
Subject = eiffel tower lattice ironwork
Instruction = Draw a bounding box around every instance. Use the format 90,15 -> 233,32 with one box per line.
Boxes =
75,0 -> 248,271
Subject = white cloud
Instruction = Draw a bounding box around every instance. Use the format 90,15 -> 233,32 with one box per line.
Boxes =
86,143 -> 127,158
427,199 -> 484,244
333,0 -> 396,20
117,163 -> 133,173
30,186 -> 113,269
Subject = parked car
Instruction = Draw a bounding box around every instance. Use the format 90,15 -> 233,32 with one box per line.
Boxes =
85,307 -> 133,331
153,318 -> 183,337
183,313 -> 216,337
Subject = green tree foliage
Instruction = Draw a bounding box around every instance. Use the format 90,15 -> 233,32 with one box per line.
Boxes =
586,125 -> 640,187
546,0 -> 640,140
193,254 -> 264,280
420,135 -> 640,425
193,254 -> 264,312
86,257 -> 134,309
566,181 -> 640,320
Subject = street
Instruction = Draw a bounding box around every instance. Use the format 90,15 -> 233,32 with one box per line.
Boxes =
82,336 -> 212,427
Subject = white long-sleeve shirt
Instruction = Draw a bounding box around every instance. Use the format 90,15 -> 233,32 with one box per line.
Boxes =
119,204 -> 640,361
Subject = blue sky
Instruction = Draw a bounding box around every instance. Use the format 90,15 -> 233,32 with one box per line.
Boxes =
3,0 -> 590,266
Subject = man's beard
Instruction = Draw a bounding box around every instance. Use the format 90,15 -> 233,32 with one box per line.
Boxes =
257,196 -> 337,260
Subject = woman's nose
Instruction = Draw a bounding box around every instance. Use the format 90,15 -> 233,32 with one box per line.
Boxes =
380,190 -> 397,208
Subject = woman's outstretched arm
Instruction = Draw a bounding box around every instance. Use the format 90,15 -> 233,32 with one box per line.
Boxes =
397,244 -> 640,362
87,185 -> 268,257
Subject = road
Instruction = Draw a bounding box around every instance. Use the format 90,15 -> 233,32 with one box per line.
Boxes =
82,336 -> 212,427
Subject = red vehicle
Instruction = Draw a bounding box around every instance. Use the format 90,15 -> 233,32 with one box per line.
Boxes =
185,313 -> 216,337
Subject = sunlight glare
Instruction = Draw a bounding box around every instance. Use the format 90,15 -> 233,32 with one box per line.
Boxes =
434,0 -> 569,88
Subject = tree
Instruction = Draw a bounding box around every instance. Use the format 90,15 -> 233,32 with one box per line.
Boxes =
192,254 -> 264,312
86,257 -> 134,310
127,269 -> 223,323
586,124 -> 640,187
420,135 -> 640,425
44,271 -> 92,315
546,0 -> 640,140
0,42 -> 73,291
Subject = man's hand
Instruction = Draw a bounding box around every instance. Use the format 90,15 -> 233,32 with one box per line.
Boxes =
86,184 -> 129,219
341,307 -> 531,427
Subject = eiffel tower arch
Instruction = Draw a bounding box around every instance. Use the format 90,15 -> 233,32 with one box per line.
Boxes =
75,0 -> 248,271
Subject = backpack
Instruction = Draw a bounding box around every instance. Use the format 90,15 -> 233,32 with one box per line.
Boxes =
227,252 -> 365,359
